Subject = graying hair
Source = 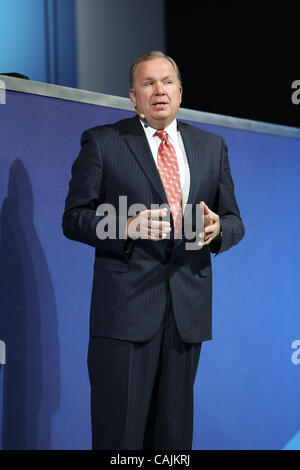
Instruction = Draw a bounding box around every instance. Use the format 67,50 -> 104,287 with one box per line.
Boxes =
129,51 -> 182,89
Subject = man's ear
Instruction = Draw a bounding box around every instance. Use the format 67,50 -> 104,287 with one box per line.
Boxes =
129,89 -> 136,108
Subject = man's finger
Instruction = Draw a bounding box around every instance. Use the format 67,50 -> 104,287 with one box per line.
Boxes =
204,223 -> 216,234
148,225 -> 170,236
147,220 -> 171,230
148,230 -> 169,241
198,236 -> 213,246
200,201 -> 210,215
204,212 -> 217,225
147,208 -> 168,219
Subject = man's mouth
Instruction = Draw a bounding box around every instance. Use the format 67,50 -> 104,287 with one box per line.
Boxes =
152,102 -> 168,106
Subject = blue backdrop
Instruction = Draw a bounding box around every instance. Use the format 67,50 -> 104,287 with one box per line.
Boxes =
0,89 -> 299,449
0,0 -> 77,87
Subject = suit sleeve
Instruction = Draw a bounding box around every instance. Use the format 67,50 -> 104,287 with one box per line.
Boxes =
62,129 -> 132,258
209,137 -> 245,256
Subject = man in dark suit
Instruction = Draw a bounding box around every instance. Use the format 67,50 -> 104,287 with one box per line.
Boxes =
62,51 -> 245,450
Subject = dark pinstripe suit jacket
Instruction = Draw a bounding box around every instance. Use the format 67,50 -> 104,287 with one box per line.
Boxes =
62,115 -> 244,343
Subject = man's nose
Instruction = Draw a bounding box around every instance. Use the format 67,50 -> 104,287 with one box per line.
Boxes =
154,83 -> 165,94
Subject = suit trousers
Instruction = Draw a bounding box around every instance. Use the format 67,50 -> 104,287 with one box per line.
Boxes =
87,292 -> 202,450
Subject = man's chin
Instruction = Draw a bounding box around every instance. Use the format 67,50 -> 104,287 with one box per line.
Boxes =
151,113 -> 173,124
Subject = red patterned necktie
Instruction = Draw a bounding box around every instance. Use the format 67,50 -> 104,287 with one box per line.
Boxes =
155,129 -> 182,240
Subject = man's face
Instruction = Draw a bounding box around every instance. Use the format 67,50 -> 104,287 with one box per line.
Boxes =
129,58 -> 182,129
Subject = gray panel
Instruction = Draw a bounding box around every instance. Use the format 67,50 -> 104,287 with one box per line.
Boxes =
1,74 -> 300,139
75,0 -> 166,97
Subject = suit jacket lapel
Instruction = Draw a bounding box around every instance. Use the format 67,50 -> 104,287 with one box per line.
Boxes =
123,115 -> 168,204
174,121 -> 207,249
178,120 -> 206,208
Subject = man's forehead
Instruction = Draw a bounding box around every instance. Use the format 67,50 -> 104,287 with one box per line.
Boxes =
141,74 -> 174,82
135,58 -> 176,77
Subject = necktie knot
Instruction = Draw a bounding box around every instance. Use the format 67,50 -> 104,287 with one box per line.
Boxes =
155,129 -> 168,143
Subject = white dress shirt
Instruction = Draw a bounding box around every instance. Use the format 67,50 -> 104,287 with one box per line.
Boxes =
140,118 -> 190,213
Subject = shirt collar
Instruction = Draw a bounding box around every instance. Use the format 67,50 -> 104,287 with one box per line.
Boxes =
140,118 -> 178,143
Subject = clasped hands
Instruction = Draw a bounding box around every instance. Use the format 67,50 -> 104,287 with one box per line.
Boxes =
126,201 -> 220,245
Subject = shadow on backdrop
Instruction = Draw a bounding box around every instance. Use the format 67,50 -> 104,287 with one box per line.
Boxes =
0,160 -> 60,449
